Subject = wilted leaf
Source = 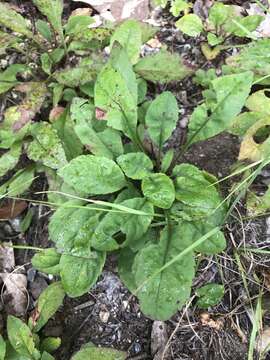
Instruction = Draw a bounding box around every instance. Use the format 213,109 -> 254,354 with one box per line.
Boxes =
134,224 -> 195,320
110,20 -> 142,64
238,117 -> 270,161
31,282 -> 65,332
196,283 -> 224,308
7,316 -> 40,359
145,91 -> 178,148
0,3 -> 32,38
27,123 -> 67,169
188,72 -> 253,144
0,200 -> 27,220
32,0 -> 63,37
58,155 -> 126,195
0,82 -> 47,147
134,50 -> 193,83
117,152 -> 153,179
1,273 -> 28,316
176,14 -> 203,37
142,173 -> 175,209
0,64 -> 27,94
59,251 -> 105,297
71,344 -> 126,360
32,248 -> 61,275
246,90 -> 270,115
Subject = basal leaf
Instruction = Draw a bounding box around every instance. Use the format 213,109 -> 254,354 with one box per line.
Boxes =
7,316 -> 40,359
134,50 -> 193,83
145,91 -> 178,148
118,247 -> 137,293
0,335 -> 6,360
71,98 -> 123,159
208,2 -> 232,28
40,337 -> 61,353
110,20 -> 142,64
71,345 -> 126,360
36,19 -> 52,42
188,72 -> 253,144
92,198 -> 154,251
173,163 -> 226,224
64,15 -> 94,36
59,251 -> 105,297
229,112 -> 262,137
196,284 -> 224,309
117,152 -> 153,179
0,3 -> 32,38
161,149 -> 174,173
0,143 -> 21,177
2,166 -> 35,197
0,64 -> 27,94
32,282 -> 65,332
54,58 -> 100,88
176,14 -> 203,37
142,173 -> 175,209
41,352 -> 54,360
246,90 -> 270,116
32,248 -> 61,275
32,0 -> 63,37
94,45 -> 138,140
27,123 -> 67,169
134,224 -> 195,320
171,0 -> 191,17
230,15 -> 264,38
58,155 -> 126,195
189,222 -> 226,254
0,31 -> 22,55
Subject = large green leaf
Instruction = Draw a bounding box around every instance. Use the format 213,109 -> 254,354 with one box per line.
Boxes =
7,316 -> 40,359
92,198 -> 154,251
142,173 -> 175,209
0,64 -> 27,94
71,344 -> 126,360
32,0 -> 63,37
58,155 -> 126,195
32,248 -> 61,275
59,251 -> 105,297
0,3 -> 32,38
117,152 -> 153,179
0,143 -> 21,177
133,224 -> 195,320
172,163 -> 226,223
145,91 -> 178,148
110,20 -> 142,64
71,98 -> 123,159
32,282 -> 65,332
48,201 -> 99,252
187,72 -> 253,144
27,123 -> 67,169
94,45 -> 138,140
54,58 -> 100,88
134,50 -> 193,83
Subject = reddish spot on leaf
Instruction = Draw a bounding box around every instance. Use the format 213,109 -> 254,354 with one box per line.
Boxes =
12,107 -> 34,132
0,200 -> 27,220
95,107 -> 106,120
49,106 -> 65,122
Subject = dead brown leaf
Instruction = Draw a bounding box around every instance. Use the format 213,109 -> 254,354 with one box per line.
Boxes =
200,312 -> 223,330
0,200 -> 27,220
1,272 -> 28,316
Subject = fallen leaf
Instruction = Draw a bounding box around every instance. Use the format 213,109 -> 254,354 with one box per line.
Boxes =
71,7 -> 93,16
72,0 -> 150,22
0,200 -> 27,220
0,242 -> 15,272
200,312 -> 223,330
0,273 -> 28,316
